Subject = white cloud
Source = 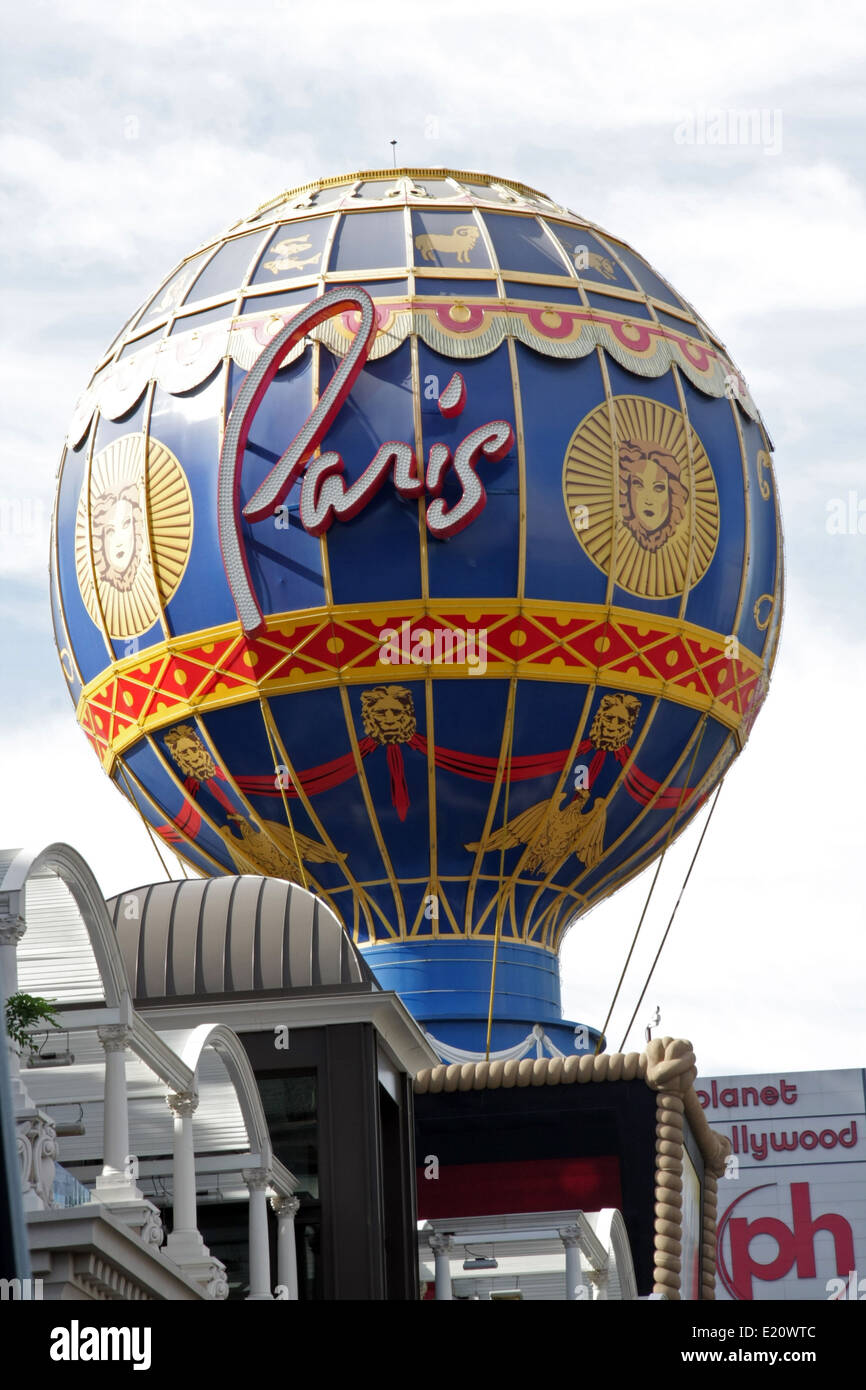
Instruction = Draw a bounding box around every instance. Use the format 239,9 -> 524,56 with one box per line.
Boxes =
0,712 -> 179,900
562,579 -> 866,1073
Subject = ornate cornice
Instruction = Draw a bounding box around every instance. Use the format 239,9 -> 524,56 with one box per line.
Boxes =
166,1091 -> 198,1119
242,1169 -> 271,1193
0,910 -> 26,946
97,1024 -> 131,1053
270,1193 -> 300,1220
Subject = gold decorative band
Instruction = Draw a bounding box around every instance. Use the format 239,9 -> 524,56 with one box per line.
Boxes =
76,599 -> 765,773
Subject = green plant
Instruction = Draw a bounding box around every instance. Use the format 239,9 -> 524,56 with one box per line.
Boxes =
5,993 -> 59,1050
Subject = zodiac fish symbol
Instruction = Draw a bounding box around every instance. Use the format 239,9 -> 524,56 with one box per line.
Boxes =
414,225 -> 480,263
263,235 -> 322,275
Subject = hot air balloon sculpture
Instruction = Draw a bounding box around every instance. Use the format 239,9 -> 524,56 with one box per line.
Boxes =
51,169 -> 782,1059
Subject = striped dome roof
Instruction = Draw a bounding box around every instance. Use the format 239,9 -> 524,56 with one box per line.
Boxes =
106,875 -> 375,1001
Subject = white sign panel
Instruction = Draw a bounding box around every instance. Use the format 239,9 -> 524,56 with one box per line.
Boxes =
695,1068 -> 866,1301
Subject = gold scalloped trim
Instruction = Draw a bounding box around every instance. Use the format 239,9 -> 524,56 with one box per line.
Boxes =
67,302 -> 758,449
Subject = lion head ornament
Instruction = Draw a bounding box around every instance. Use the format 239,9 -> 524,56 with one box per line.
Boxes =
589,693 -> 641,751
164,724 -> 216,782
361,685 -> 417,745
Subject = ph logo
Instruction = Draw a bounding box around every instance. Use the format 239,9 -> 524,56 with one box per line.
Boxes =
717,1181 -> 855,1300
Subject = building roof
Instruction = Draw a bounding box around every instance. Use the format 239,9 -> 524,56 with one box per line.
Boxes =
105,876 -> 377,1002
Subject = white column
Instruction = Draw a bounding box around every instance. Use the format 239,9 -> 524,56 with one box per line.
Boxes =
0,911 -> 29,1109
270,1194 -> 300,1300
168,1091 -> 199,1235
162,1090 -> 227,1295
429,1233 -> 453,1301
94,1025 -> 139,1200
244,1170 -> 274,1301
560,1225 -> 583,1300
94,1023 -> 165,1245
2,908 -> 58,1210
100,1027 -> 129,1174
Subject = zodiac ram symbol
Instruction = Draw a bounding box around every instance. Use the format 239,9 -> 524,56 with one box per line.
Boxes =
414,224 -> 480,263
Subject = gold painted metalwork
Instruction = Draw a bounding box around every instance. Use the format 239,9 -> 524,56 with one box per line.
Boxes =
469,788 -> 607,876
75,433 -> 193,639
563,396 -> 720,599
160,721 -> 341,884
337,681 -> 407,937
757,449 -> 773,500
753,594 -> 774,630
76,597 -> 765,775
249,168 -> 562,222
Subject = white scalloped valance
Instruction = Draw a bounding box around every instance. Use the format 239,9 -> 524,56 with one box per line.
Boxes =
66,296 -> 760,448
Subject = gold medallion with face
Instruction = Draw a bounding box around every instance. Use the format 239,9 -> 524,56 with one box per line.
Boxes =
75,433 -> 193,640
563,396 -> 720,599
361,685 -> 417,745
164,724 -> 215,781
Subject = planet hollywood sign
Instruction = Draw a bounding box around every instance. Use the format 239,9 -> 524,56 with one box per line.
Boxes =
696,1069 -> 866,1301
217,287 -> 514,636
698,1078 -> 858,1162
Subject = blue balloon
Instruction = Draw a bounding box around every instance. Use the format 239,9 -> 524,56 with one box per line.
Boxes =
51,169 -> 782,1057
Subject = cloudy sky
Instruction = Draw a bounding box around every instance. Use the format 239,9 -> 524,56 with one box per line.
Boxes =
1,0 -> 864,1075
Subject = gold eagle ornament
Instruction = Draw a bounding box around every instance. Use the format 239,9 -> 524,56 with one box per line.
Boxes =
219,813 -> 344,883
467,789 -> 608,877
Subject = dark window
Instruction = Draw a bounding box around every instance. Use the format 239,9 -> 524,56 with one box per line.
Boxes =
585,292 -> 654,320
602,241 -> 687,308
414,277 -> 498,297
186,232 -> 269,304
484,213 -> 571,275
257,1071 -> 318,1200
136,253 -> 210,327
168,302 -> 235,336
328,211 -> 406,272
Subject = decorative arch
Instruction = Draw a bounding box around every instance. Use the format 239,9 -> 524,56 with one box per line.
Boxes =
589,1208 -> 638,1300
1,842 -> 287,1186
0,842 -> 129,1007
168,1022 -> 274,1166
